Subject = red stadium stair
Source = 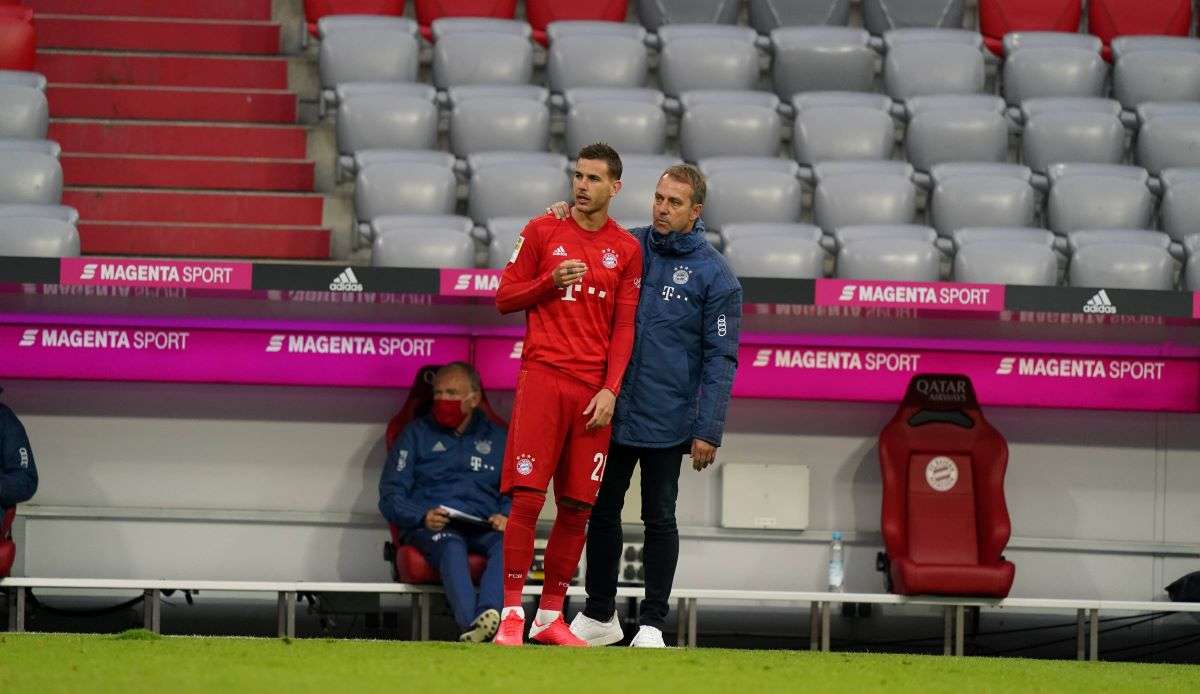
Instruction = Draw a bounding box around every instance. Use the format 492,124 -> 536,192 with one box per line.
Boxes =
33,1 -> 332,260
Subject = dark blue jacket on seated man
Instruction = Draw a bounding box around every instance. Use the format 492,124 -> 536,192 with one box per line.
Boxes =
378,362 -> 509,643
1,387 -> 38,512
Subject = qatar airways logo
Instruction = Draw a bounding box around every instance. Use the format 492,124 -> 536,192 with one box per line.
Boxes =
995,356 -> 1164,381
265,334 -> 435,357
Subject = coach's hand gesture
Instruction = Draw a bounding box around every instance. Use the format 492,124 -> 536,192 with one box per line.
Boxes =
553,260 -> 586,288
583,388 -> 616,430
691,439 -> 717,471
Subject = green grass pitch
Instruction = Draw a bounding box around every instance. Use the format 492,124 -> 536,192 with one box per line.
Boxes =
2,631 -> 1198,693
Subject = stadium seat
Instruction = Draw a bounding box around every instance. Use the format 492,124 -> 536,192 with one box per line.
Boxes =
701,159 -> 804,231
545,20 -> 645,41
1187,237 -> 1200,289
0,216 -> 80,257
318,23 -> 420,89
793,95 -> 896,167
1002,31 -> 1099,54
837,237 -> 940,280
1066,228 -> 1172,255
879,374 -> 1015,598
0,138 -> 61,158
316,15 -> 418,39
335,85 -> 438,166
884,42 -> 985,100
355,157 -> 458,227
547,34 -> 648,92
450,95 -> 550,157
1002,44 -> 1107,105
0,8 -> 34,72
831,223 -> 937,251
1113,49 -> 1200,109
950,226 -> 1056,251
1046,164 -> 1153,234
724,232 -> 827,278
486,216 -> 528,267
954,240 -> 1058,285
814,163 -> 918,232
1069,243 -> 1176,290
527,0 -> 630,45
658,25 -> 761,96
0,69 -> 45,90
722,222 -> 824,243
771,27 -> 877,98
430,17 -> 530,39
863,0 -> 965,35
0,507 -> 14,579
882,28 -> 981,49
1159,168 -> 1200,242
431,30 -> 534,89
468,154 -> 570,224
1019,98 -> 1126,173
979,0 -> 1083,55
0,151 -> 62,205
928,164 -> 1037,237
0,203 -> 79,225
1088,0 -> 1192,55
366,213 -> 475,250
372,223 -> 476,268
608,153 -> 680,227
0,85 -> 48,140
414,0 -> 518,40
1111,35 -> 1200,61
304,2 -> 405,36
679,91 -> 782,161
565,91 -> 666,155
749,0 -> 851,33
904,95 -> 1010,171
1137,108 -> 1200,177
634,0 -> 740,31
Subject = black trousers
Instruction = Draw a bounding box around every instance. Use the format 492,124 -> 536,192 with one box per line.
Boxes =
583,440 -> 683,629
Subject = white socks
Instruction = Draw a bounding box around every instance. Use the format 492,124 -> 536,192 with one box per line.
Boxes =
502,606 -> 525,621
534,609 -> 561,626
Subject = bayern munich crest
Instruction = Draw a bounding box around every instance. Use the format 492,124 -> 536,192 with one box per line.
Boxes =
673,265 -> 691,285
516,454 -> 535,476
601,248 -> 618,269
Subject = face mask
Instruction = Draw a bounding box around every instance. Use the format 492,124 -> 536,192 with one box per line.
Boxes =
433,398 -> 467,430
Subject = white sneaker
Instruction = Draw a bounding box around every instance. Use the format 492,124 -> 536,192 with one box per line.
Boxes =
630,625 -> 666,648
568,611 -> 624,646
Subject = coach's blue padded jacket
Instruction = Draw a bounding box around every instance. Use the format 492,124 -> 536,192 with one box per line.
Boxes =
378,409 -> 510,532
611,220 -> 743,449
0,400 -> 37,510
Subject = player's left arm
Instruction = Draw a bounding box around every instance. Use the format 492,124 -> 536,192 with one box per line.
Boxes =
691,278 -> 743,466
584,243 -> 643,429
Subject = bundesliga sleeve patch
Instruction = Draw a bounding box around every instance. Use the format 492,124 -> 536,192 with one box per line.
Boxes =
510,236 -> 525,264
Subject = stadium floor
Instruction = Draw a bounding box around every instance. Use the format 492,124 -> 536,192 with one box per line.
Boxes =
2,631 -> 1199,693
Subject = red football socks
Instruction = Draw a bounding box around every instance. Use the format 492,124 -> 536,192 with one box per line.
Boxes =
538,501 -> 592,613
503,488 -> 545,608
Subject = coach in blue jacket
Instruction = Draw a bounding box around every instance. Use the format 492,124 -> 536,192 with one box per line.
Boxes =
379,363 -> 509,643
1,387 -> 38,513
555,164 -> 742,648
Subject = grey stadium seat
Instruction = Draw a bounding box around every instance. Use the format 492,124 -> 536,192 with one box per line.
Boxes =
466,151 -> 564,174
316,15 -> 417,39
884,42 -> 985,100
563,87 -> 665,107
1159,168 -> 1200,242
954,240 -> 1058,285
318,24 -> 419,89
703,162 -> 804,231
0,69 -> 46,90
468,156 -> 570,224
837,238 -> 941,281
335,84 -> 437,158
658,25 -> 761,96
1003,47 -> 1108,106
951,226 -> 1056,250
487,217 -> 528,268
566,95 -> 666,156
548,34 -> 648,92
546,21 -> 646,42
793,91 -> 894,113
832,223 -> 937,251
814,159 -> 914,180
1113,50 -> 1200,110
724,233 -> 827,278
446,84 -> 547,107
0,203 -> 79,225
0,216 -> 79,257
904,95 -> 1009,171
722,222 -> 823,243
771,27 -> 877,98
1019,99 -> 1126,173
432,31 -> 533,89
1069,243 -> 1175,290
0,86 -> 48,139
679,91 -> 782,161
365,213 -> 475,249
1002,31 -> 1102,55
430,17 -> 530,40
1136,108 -> 1200,176
355,159 -> 458,223
882,28 -> 981,49
1111,36 -> 1200,61
0,151 -> 62,204
450,96 -> 550,157
372,224 -> 476,269
1066,229 -> 1171,255
929,166 -> 1037,237
814,164 -> 918,232
794,100 -> 896,167
0,137 -> 59,158
1046,164 -> 1153,234
699,155 -> 802,177
863,0 -> 965,34
609,154 -> 681,227
749,0 -> 851,33
350,148 -> 456,174
635,0 -> 740,31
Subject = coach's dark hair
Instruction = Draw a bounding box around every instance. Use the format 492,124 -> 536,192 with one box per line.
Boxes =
661,163 -> 706,206
437,361 -> 481,394
577,142 -> 623,180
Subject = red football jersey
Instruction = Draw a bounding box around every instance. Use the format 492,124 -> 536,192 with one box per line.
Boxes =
496,213 -> 643,393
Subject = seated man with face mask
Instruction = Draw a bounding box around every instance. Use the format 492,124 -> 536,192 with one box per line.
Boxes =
379,362 -> 509,642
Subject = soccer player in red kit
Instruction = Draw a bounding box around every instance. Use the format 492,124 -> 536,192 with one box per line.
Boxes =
492,143 -> 643,646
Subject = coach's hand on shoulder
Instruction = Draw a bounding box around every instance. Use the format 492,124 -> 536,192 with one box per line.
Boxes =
552,259 -> 587,288
583,388 -> 616,430
489,514 -> 508,532
691,439 -> 717,471
425,507 -> 450,531
545,201 -> 571,219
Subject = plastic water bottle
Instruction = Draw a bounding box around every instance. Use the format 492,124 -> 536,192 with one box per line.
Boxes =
827,532 -> 845,593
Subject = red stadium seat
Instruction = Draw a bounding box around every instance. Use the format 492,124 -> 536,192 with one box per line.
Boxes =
0,6 -> 34,72
414,0 -> 517,40
979,0 -> 1081,56
303,0 -> 405,37
1089,0 -> 1192,58
878,374 -> 1015,598
526,0 -> 629,45
1,507 -> 16,578
383,363 -> 507,584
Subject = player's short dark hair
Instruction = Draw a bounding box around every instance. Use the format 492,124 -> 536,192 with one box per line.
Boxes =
577,142 -> 623,181
661,164 -> 706,206
437,361 -> 481,393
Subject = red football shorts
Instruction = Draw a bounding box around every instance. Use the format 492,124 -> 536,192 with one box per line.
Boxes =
501,363 -> 612,504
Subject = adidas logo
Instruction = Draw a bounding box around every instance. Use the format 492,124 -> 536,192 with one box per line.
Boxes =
432,441 -> 447,452
330,268 -> 364,292
1082,289 -> 1116,315
552,245 -> 567,257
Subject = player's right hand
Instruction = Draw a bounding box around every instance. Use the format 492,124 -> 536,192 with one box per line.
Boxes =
545,201 -> 571,219
553,259 -> 587,288
424,508 -> 450,531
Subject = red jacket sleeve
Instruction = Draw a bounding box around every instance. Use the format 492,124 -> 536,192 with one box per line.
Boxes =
496,220 -> 559,315
602,242 -> 643,395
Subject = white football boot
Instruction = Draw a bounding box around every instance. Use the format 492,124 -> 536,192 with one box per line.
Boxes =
568,610 -> 624,646
630,625 -> 666,648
